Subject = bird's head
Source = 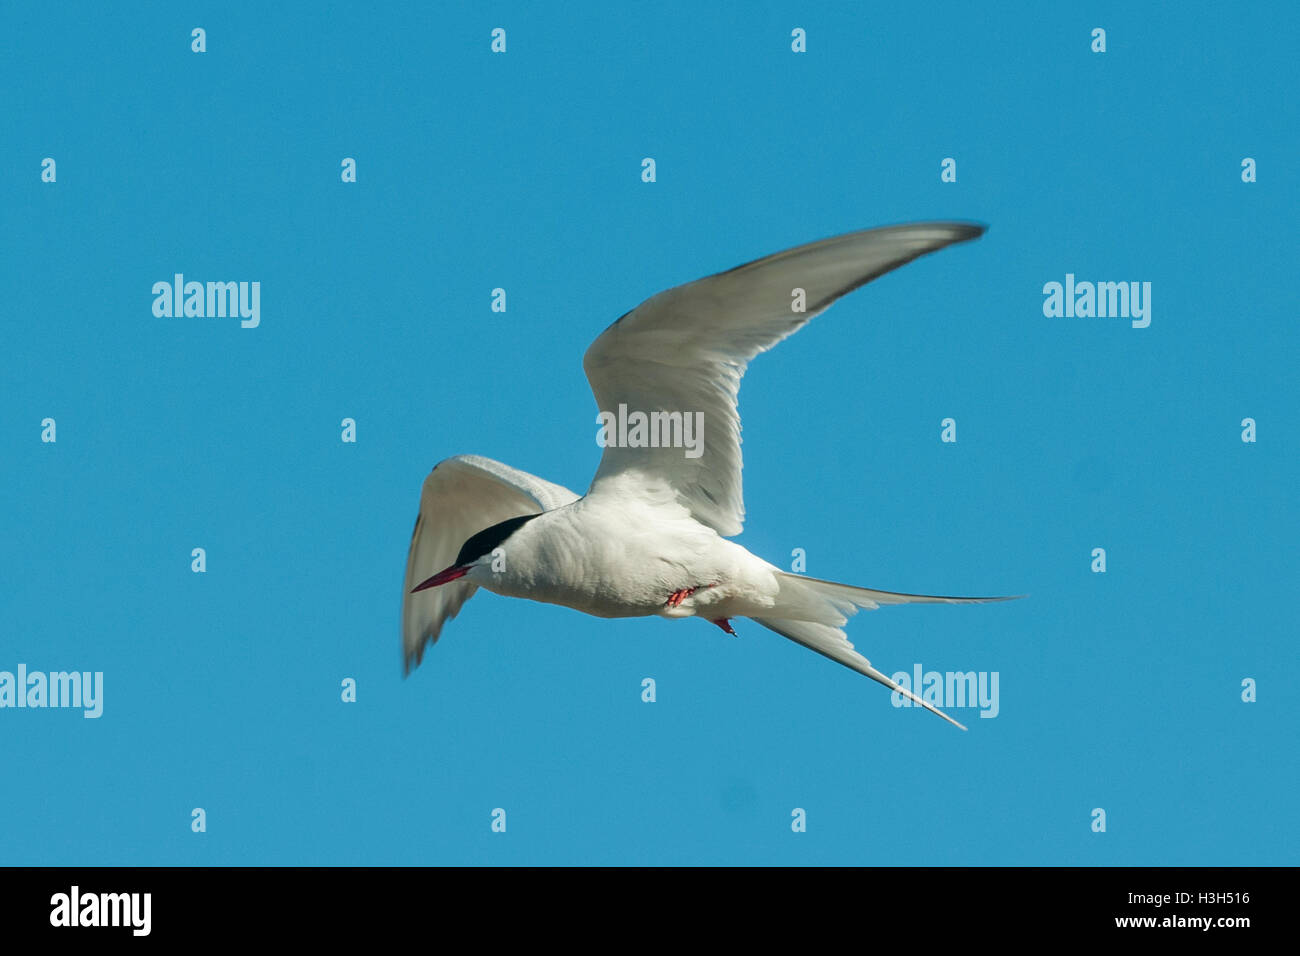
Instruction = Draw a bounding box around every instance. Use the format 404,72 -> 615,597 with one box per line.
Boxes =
410,513 -> 539,592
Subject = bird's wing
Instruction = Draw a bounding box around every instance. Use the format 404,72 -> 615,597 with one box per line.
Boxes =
583,222 -> 985,536
401,454 -> 580,674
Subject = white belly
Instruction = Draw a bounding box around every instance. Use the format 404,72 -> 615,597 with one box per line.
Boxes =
470,497 -> 780,620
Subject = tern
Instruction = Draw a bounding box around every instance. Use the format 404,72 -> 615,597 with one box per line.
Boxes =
402,222 -> 1016,729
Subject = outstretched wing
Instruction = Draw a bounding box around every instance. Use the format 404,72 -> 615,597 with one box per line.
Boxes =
401,454 -> 580,674
583,222 -> 985,536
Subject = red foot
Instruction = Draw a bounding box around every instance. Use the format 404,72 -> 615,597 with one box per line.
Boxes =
711,618 -> 737,636
665,587 -> 696,608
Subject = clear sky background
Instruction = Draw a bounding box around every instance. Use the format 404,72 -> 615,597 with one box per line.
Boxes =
2,2 -> 1296,865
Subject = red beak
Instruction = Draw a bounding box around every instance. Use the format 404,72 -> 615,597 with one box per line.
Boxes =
411,564 -> 470,593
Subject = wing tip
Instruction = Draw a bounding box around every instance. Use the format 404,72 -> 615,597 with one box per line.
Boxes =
951,221 -> 987,240
401,640 -> 426,677
911,220 -> 987,249
898,219 -> 988,250
860,219 -> 987,242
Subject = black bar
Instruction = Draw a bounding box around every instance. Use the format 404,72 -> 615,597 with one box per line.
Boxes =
0,866 -> 1283,942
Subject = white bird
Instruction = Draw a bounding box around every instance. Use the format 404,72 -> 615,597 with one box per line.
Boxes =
402,222 -> 1016,729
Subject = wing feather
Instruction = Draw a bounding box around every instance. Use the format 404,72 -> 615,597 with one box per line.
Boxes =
401,455 -> 579,673
583,222 -> 985,536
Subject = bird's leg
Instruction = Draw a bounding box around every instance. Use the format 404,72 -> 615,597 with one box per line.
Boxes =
711,618 -> 737,636
665,587 -> 697,608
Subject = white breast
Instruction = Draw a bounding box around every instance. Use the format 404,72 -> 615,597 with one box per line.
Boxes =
469,491 -> 776,620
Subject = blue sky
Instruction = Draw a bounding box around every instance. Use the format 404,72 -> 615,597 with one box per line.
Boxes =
1,2 -> 1295,865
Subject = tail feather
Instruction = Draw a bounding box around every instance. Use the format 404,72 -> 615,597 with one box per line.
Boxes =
785,572 -> 1022,613
752,618 -> 967,730
749,572 -> 1022,730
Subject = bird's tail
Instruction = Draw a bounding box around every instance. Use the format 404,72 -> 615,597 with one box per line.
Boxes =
750,572 -> 1021,730
768,571 -> 1019,620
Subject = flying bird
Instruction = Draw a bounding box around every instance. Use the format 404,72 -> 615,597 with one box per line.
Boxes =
402,222 -> 1016,729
